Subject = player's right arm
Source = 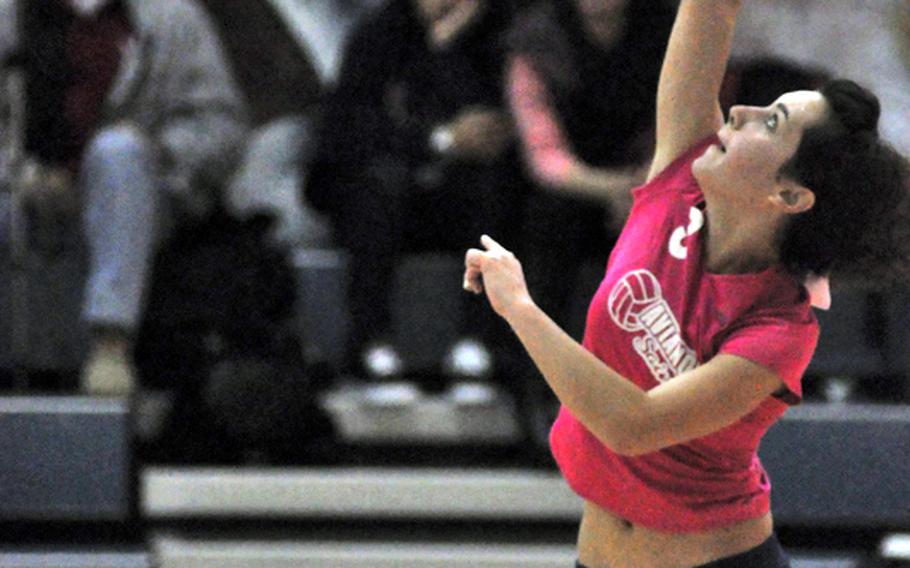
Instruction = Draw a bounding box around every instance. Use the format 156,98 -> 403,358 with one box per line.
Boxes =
647,0 -> 742,181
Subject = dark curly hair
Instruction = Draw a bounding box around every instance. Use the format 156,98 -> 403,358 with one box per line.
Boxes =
779,79 -> 910,285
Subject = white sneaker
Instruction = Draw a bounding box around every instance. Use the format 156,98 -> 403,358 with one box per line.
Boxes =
361,343 -> 404,380
823,376 -> 856,404
443,338 -> 493,380
81,343 -> 135,397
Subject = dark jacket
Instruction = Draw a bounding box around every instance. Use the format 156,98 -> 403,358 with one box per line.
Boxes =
304,0 -> 520,214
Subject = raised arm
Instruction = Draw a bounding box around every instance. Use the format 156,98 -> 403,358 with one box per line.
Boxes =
647,0 -> 742,181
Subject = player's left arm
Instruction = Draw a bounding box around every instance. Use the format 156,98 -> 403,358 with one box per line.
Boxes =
506,297 -> 783,456
627,354 -> 784,454
465,235 -> 784,456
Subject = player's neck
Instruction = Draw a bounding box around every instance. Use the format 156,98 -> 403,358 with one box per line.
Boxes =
703,199 -> 780,275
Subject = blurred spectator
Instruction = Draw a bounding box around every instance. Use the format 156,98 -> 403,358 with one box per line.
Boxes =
505,0 -> 674,333
305,0 -> 526,387
198,0 -> 322,126
278,0 -> 388,88
0,0 -> 247,395
199,0 -> 332,247
501,0 -> 674,452
730,0 -> 910,157
900,0 -> 910,72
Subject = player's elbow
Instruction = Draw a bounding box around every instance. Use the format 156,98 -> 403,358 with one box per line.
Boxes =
596,415 -> 661,457
602,436 -> 642,456
604,432 -> 657,457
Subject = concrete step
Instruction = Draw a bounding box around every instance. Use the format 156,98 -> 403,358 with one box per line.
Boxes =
0,551 -> 150,568
152,536 -> 575,568
142,467 -> 581,521
881,533 -> 910,560
150,535 -> 870,568
141,403 -> 910,529
0,396 -> 132,522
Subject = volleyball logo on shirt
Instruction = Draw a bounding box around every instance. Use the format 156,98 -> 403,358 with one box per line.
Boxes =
608,269 -> 698,383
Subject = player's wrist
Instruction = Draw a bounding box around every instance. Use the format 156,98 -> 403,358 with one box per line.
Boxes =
502,295 -> 540,329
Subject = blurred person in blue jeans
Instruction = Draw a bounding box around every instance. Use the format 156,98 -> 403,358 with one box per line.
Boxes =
0,0 -> 247,396
305,0 -> 526,392
199,0 -> 332,249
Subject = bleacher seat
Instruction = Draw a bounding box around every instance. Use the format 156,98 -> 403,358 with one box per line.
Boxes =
0,244 -> 87,374
0,396 -> 133,522
760,403 -> 910,527
293,248 -> 350,368
883,289 -> 910,400
807,283 -> 884,381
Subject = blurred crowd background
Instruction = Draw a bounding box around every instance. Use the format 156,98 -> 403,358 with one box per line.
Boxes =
0,2 -> 909,566
0,0 -> 908,469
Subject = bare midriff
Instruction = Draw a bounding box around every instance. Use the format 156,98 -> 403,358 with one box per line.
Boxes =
576,500 -> 773,568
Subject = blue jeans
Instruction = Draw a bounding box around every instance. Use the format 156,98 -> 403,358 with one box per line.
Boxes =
80,124 -> 161,332
225,115 -> 331,248
575,533 -> 791,568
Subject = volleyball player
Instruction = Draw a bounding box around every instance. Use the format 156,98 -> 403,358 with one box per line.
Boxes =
463,0 -> 909,566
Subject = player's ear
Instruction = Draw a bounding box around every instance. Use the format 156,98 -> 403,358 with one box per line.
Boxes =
770,177 -> 815,215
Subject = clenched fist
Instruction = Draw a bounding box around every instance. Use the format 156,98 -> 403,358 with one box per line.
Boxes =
463,234 -> 533,320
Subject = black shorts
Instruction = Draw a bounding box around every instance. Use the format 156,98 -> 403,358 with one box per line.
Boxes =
575,532 -> 791,568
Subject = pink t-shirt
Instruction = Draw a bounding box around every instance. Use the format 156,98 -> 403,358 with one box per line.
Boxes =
549,137 -> 819,533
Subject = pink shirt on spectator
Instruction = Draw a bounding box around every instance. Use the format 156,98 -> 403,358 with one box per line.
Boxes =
506,55 -> 575,187
550,137 -> 819,533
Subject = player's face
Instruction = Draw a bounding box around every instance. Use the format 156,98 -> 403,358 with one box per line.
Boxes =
693,90 -> 829,206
